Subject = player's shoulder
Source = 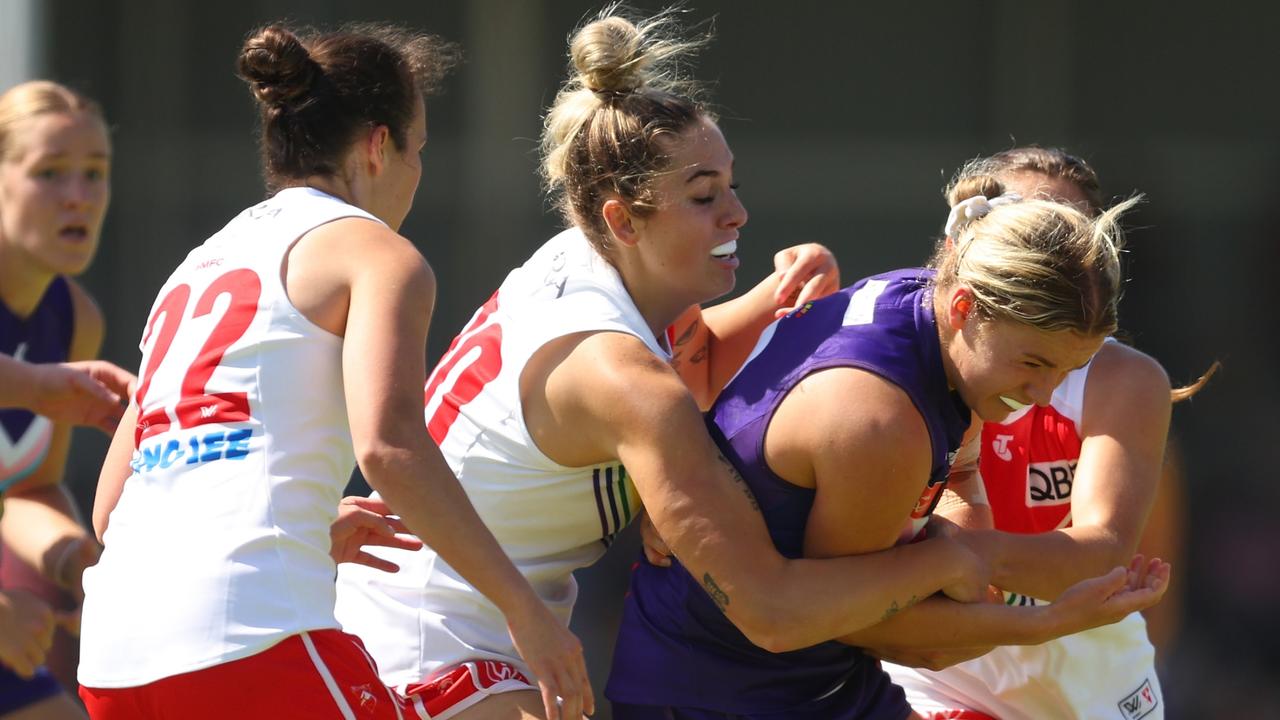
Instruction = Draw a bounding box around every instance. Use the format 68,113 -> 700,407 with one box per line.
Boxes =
1087,342 -> 1170,399
1081,342 -> 1171,432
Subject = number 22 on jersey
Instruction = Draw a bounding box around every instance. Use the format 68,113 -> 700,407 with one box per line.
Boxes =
134,269 -> 262,445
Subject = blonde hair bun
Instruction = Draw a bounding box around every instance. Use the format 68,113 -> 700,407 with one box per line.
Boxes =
571,16 -> 648,94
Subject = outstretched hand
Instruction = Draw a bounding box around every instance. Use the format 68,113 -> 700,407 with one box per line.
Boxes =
772,244 -> 840,318
507,607 -> 594,720
1049,554 -> 1171,637
31,360 -> 136,434
330,496 -> 424,572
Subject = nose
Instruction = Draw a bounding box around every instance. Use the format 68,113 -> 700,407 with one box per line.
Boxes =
64,174 -> 103,210
723,190 -> 748,229
1027,370 -> 1067,407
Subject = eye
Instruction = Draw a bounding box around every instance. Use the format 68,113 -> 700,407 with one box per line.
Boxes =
35,167 -> 62,181
729,183 -> 740,191
85,168 -> 105,181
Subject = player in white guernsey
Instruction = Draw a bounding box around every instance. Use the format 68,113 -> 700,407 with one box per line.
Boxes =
334,10 -> 1029,720
874,149 -> 1188,720
77,24 -> 589,720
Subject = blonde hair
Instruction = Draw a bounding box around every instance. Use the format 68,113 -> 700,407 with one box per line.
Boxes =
0,81 -> 104,162
931,173 -> 1137,337
541,4 -> 710,254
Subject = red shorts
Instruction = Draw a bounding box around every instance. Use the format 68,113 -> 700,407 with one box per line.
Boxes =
80,629 -> 408,719
401,660 -> 536,720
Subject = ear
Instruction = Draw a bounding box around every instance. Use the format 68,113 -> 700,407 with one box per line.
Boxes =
364,124 -> 393,176
601,197 -> 640,248
945,286 -> 976,330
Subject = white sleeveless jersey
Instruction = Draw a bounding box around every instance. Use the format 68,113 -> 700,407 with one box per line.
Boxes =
335,227 -> 654,688
887,350 -> 1164,720
79,188 -> 379,687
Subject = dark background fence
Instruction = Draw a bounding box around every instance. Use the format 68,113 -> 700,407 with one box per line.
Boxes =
20,1 -> 1277,716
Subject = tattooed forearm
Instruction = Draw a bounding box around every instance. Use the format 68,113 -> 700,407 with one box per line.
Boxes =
717,453 -> 760,512
704,572 -> 730,612
880,595 -> 921,622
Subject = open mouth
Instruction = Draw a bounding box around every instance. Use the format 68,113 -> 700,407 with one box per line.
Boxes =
710,240 -> 737,259
59,225 -> 89,241
999,396 -> 1029,411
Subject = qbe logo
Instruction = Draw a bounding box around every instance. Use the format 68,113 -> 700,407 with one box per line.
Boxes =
1117,678 -> 1158,719
1025,459 -> 1076,507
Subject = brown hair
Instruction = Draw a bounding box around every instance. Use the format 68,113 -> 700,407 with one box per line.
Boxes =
541,5 -> 710,255
0,80 -> 105,162
237,23 -> 459,192
931,174 -> 1135,337
947,146 -> 1104,214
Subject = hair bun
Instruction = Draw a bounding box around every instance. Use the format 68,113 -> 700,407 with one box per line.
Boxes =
570,16 -> 647,94
238,25 -> 316,106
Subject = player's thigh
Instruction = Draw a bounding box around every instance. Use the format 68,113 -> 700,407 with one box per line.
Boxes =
1,691 -> 85,720
448,690 -> 546,720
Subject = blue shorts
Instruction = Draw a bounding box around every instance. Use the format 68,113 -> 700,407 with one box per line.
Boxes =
0,664 -> 62,714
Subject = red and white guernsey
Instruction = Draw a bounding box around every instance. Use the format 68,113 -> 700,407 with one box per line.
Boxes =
79,188 -> 378,687
335,227 -> 652,689
887,351 -> 1164,720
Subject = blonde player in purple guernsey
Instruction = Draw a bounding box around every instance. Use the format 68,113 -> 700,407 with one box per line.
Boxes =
884,149 -> 1215,720
609,174 -> 1171,718
0,80 -> 120,720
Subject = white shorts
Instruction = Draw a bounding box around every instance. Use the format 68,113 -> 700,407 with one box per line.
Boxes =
885,612 -> 1163,720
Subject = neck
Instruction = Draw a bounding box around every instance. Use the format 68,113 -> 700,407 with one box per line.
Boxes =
0,244 -> 57,318
298,175 -> 355,205
610,251 -> 697,342
932,288 -> 961,391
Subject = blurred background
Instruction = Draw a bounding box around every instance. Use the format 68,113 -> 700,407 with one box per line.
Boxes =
4,0 -> 1274,717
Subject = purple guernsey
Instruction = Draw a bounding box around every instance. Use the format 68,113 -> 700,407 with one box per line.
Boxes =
606,268 -> 970,717
1,277 -> 73,494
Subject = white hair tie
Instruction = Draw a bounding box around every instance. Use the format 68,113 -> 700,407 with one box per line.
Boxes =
944,192 -> 1022,239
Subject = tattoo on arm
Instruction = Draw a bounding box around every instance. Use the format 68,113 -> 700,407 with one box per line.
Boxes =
880,595 -> 921,622
717,453 -> 760,512
689,345 -> 708,364
704,572 -> 730,612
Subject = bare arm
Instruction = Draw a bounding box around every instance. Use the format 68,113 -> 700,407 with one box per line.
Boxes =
846,556 -> 1169,669
2,280 -> 106,591
92,402 -> 138,541
965,343 -> 1172,600
672,244 -> 839,409
535,332 -> 982,653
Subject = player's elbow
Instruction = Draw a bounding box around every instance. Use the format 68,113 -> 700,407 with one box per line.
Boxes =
354,438 -> 416,489
733,607 -> 814,654
720,576 -> 817,653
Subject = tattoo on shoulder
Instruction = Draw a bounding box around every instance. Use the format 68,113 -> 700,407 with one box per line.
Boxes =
880,594 -> 921,622
673,320 -> 700,347
703,572 -> 730,612
717,453 -> 761,512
